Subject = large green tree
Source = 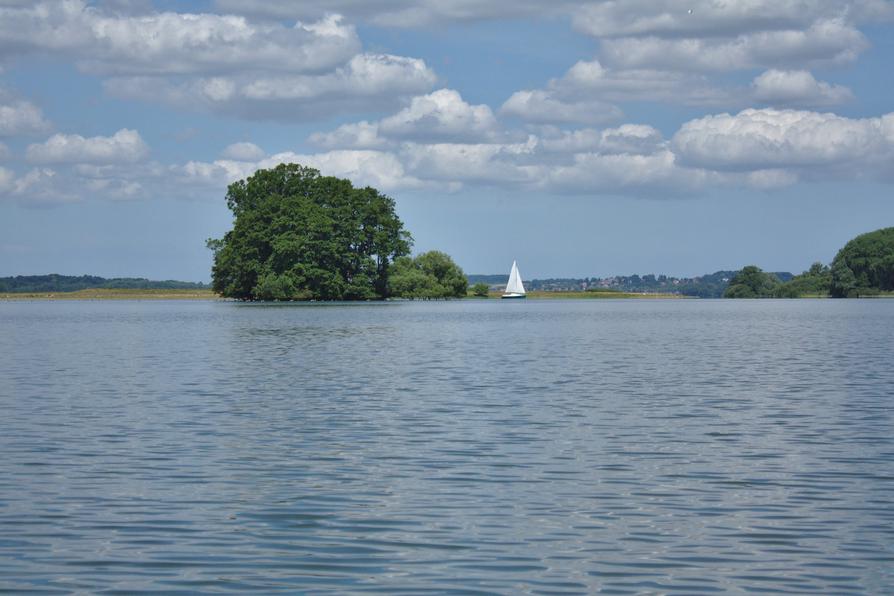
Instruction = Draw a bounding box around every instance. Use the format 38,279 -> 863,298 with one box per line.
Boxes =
207,164 -> 412,300
829,227 -> 894,297
389,251 -> 468,299
723,265 -> 781,298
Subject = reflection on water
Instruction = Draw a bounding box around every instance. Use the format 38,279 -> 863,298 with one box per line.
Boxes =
1,299 -> 893,593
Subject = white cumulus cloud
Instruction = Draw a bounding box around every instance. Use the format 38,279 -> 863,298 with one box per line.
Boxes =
26,129 -> 149,164
402,137 -> 540,187
541,150 -> 716,195
0,158 -> 169,206
213,0 -> 583,27
239,54 -> 434,101
599,19 -> 868,72
0,167 -> 80,205
573,0 -> 892,39
565,60 -> 735,104
179,149 -> 427,192
0,93 -> 51,136
672,108 -> 894,175
309,121 -> 387,150
540,124 -> 666,155
501,90 -> 623,125
0,3 -> 360,76
286,150 -> 427,190
751,69 -> 853,107
309,89 -> 501,148
493,2 -> 883,117
0,3 -> 436,123
215,0 -> 894,32
174,105 -> 894,201
104,53 -> 437,121
378,89 -> 498,141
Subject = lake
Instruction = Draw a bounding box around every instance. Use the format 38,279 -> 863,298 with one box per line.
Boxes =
1,299 -> 892,593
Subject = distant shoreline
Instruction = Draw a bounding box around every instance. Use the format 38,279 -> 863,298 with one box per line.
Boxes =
8,288 -> 889,301
1,289 -> 219,300
484,291 -> 685,299
1,288 -> 684,301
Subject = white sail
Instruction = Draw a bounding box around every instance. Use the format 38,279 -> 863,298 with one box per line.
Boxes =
505,260 -> 526,295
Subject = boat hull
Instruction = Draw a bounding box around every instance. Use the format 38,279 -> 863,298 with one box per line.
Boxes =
501,293 -> 526,299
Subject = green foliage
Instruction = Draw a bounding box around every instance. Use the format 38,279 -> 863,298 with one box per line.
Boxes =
830,259 -> 858,298
389,251 -> 468,299
471,282 -> 490,297
207,163 -> 412,300
774,262 -> 832,298
416,251 -> 468,296
724,283 -> 757,298
829,227 -> 894,298
253,273 -> 300,301
723,265 -> 781,298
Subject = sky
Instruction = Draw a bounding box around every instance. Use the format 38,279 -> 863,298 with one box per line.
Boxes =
1,0 -> 893,281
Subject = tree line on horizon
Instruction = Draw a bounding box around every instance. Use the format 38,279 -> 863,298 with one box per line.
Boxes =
0,274 -> 206,293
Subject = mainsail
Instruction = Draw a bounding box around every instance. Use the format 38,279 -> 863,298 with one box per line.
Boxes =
505,260 -> 526,295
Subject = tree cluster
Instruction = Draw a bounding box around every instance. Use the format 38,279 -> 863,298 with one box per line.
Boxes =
829,227 -> 894,297
775,262 -> 831,298
724,263 -> 833,298
471,283 -> 490,297
389,251 -> 468,299
724,226 -> 894,298
207,164 -> 412,300
723,266 -> 782,298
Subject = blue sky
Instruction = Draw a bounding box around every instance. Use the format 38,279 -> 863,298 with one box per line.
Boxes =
1,1 -> 893,281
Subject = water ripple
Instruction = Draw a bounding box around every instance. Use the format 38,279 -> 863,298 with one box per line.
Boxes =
1,299 -> 893,593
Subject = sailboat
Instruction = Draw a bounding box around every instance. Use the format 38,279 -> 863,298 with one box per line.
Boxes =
502,260 -> 526,299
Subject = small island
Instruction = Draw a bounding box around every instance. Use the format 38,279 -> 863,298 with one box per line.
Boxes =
206,163 -> 467,301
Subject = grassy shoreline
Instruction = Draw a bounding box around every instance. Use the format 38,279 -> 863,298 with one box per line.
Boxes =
1,288 -> 220,300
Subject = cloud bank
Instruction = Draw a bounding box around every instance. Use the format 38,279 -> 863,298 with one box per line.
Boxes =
27,129 -> 149,164
1,1 -> 891,207
0,2 -> 437,122
174,105 -> 894,199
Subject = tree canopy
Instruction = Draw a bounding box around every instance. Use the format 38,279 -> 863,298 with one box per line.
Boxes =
471,283 -> 490,297
207,164 -> 412,300
723,265 -> 781,298
774,262 -> 831,298
829,227 -> 894,297
389,251 -> 468,299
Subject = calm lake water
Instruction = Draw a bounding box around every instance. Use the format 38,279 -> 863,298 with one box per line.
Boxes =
1,299 -> 893,594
